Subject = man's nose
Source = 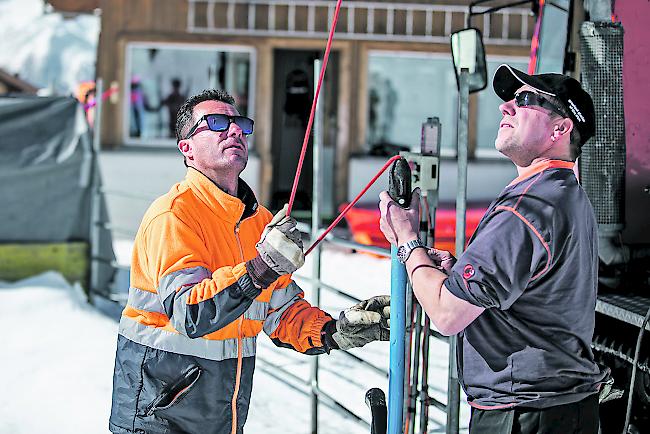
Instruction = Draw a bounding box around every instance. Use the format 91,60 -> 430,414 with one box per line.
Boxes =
228,121 -> 243,138
500,99 -> 516,116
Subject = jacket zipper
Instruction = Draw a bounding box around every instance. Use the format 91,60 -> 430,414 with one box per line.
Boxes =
231,221 -> 245,434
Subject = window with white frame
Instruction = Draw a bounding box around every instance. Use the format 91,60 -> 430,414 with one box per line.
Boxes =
366,51 -> 458,154
124,43 -> 255,146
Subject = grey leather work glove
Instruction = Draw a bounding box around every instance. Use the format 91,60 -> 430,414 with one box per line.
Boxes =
322,295 -> 391,351
246,204 -> 305,289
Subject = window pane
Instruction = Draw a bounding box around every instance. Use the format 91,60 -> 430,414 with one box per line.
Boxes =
476,58 -> 529,150
126,44 -> 253,145
537,0 -> 569,74
367,52 -> 457,153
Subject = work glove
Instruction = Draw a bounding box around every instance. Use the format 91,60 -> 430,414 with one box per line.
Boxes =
322,295 -> 391,351
427,248 -> 456,274
246,204 -> 305,289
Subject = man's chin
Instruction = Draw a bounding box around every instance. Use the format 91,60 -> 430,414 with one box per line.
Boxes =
226,155 -> 247,172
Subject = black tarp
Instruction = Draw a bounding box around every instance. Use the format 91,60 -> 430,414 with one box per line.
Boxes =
0,95 -> 115,294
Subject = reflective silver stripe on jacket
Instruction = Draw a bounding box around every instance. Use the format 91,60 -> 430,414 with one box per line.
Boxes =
127,284 -> 268,323
158,266 -> 212,302
127,287 -> 164,313
118,316 -> 257,361
244,299 -> 269,321
158,266 -> 212,336
263,281 -> 303,335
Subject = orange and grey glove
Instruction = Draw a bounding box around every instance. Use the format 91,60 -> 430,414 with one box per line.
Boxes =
322,295 -> 391,351
246,204 -> 305,289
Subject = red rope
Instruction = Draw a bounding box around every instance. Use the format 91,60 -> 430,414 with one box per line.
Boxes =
305,155 -> 402,256
287,0 -> 344,216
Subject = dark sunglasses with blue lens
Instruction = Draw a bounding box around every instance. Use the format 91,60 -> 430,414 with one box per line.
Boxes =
184,113 -> 254,139
514,91 -> 567,117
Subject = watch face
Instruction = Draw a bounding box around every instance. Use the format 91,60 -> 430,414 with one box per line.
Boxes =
397,246 -> 407,263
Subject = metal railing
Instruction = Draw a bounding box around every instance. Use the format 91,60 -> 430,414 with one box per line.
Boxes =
187,0 -> 532,46
293,224 -> 455,431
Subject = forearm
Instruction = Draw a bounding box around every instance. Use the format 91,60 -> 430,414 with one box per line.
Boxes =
404,248 -> 454,333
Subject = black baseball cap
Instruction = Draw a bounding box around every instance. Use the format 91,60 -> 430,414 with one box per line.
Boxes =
493,64 -> 596,146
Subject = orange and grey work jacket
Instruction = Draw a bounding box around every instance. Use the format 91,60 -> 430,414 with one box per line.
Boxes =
109,168 -> 332,434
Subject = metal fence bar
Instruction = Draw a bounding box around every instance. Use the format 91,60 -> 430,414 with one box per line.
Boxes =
443,10 -> 451,36
187,0 -> 196,31
256,356 -> 371,428
248,3 -> 255,30
310,58 -> 324,434
406,8 -> 413,36
269,3 -> 275,31
308,3 -> 315,33
521,12 -> 528,40
325,237 -> 390,257
288,2 -> 295,33
89,78 -> 104,296
206,0 -> 215,31
347,5 -> 355,33
387,6 -> 394,35
227,0 -> 235,30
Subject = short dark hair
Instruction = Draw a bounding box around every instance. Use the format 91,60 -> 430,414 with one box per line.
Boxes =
546,94 -> 582,160
175,89 -> 236,142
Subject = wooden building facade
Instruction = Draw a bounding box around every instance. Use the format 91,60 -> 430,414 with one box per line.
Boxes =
96,0 -> 534,211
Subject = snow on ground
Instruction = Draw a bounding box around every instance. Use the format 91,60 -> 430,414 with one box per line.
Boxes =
0,272 -> 116,434
0,244 -> 469,434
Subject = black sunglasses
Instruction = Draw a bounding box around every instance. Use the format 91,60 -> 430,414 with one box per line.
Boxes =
514,91 -> 566,117
184,113 -> 254,139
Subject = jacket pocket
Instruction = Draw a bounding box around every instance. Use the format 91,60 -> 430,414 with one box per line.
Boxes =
144,365 -> 202,416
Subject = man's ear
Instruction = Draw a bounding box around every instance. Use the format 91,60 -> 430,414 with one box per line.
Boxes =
554,118 -> 574,140
178,139 -> 194,161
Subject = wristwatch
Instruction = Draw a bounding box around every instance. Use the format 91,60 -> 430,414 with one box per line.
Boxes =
397,239 -> 426,264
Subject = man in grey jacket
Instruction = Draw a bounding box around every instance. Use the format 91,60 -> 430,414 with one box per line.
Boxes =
379,65 -> 607,433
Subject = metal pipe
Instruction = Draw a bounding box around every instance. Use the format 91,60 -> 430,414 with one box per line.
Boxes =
310,58 -> 324,434
403,282 -> 414,427
89,78 -> 104,298
446,68 -> 470,434
293,275 -> 361,304
256,357 -> 370,427
419,315 -> 432,434
407,303 -> 422,434
325,237 -> 390,257
419,197 -> 438,433
388,246 -> 407,434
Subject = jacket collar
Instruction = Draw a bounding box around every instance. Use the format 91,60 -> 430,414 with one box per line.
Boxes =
185,168 -> 259,224
508,159 -> 575,187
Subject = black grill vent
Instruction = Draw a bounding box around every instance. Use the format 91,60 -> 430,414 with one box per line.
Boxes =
579,22 -> 626,229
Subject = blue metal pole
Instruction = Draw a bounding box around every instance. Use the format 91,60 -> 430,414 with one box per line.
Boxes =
388,245 -> 407,434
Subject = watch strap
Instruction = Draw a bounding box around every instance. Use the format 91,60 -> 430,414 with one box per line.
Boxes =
397,238 -> 425,263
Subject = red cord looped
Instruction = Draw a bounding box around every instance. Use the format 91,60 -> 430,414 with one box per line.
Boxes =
305,155 -> 402,256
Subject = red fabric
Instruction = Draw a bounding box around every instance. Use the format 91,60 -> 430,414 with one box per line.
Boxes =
341,204 -> 487,255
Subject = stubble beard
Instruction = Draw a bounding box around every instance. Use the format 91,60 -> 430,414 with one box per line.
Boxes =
495,132 -> 534,167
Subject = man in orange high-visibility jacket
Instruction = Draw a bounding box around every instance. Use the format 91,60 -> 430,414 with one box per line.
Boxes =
109,89 -> 390,434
